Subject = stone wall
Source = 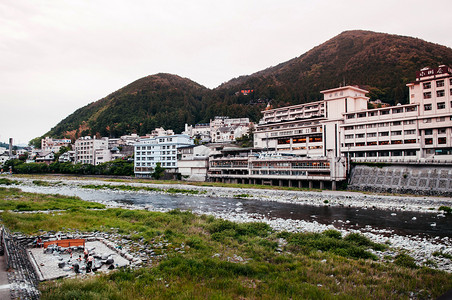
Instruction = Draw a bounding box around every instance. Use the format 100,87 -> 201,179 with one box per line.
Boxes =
1,227 -> 40,300
348,164 -> 452,197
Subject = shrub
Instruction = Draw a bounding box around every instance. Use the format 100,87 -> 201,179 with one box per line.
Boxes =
322,229 -> 342,239
394,253 -> 418,269
439,206 -> 451,215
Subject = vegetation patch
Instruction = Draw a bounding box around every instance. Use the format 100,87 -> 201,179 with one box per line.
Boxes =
0,188 -> 450,299
32,180 -> 62,187
0,188 -> 105,211
234,193 -> 251,198
439,206 -> 452,215
81,184 -> 198,195
433,251 -> 452,260
281,230 -> 386,260
0,178 -> 20,186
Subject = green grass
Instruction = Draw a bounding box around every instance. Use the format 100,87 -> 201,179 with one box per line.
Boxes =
32,180 -> 62,187
0,187 -> 105,211
0,188 -> 450,299
0,178 -> 20,185
439,206 -> 452,214
81,184 -> 199,195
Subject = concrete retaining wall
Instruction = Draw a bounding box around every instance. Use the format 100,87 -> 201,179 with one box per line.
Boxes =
348,164 -> 452,197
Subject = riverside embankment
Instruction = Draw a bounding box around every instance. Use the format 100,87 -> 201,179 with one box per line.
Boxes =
2,175 -> 452,272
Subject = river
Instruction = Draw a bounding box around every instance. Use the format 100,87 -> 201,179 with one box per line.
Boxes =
15,183 -> 451,240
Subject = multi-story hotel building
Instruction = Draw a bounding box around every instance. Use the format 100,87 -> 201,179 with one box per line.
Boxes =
208,66 -> 452,189
134,134 -> 193,177
341,65 -> 452,162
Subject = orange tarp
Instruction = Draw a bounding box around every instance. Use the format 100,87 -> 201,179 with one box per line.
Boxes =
43,239 -> 85,248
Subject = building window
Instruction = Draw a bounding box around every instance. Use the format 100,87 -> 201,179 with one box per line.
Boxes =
403,120 -> 415,125
424,104 -> 432,110
405,150 -> 417,156
423,118 -> 432,123
357,113 -> 366,118
344,126 -> 353,130
425,129 -> 433,135
380,110 -> 390,115
438,129 -> 446,134
392,121 -> 401,126
436,80 -> 444,87
437,117 -> 445,122
425,138 -> 433,145
437,90 -> 445,97
404,139 -> 416,144
368,111 -> 376,117
392,108 -> 403,114
437,102 -> 446,109
391,140 -> 402,144
392,151 -> 402,156
405,106 -> 417,112
404,129 -> 416,135
367,124 -> 377,128
379,141 -> 389,145
346,114 -> 355,119
367,133 -> 377,137
379,132 -> 389,137
356,134 -> 365,138
438,137 -> 447,144
345,135 -> 354,139
391,131 -> 402,136
423,92 -> 432,99
423,82 -> 431,89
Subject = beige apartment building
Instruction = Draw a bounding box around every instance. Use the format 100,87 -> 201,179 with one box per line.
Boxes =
341,65 -> 452,162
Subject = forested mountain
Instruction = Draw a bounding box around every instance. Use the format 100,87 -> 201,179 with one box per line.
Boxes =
39,30 -> 452,144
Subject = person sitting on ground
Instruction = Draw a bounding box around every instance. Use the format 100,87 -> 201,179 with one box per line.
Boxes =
36,237 -> 43,248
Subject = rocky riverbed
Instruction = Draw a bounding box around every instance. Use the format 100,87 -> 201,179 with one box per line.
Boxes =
4,176 -> 452,272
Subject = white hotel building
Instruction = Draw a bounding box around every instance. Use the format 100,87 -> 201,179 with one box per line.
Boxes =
341,65 -> 452,162
208,66 -> 452,189
134,134 -> 193,177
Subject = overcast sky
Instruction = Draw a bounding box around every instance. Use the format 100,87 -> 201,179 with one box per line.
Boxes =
1,0 -> 452,145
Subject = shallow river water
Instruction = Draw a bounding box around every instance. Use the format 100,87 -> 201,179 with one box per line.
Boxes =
17,184 -> 452,239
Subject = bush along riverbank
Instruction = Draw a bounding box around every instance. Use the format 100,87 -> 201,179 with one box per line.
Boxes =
0,188 -> 451,299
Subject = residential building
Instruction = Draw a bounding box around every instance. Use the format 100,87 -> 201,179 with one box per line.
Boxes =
74,136 -> 109,165
177,145 -> 211,181
41,137 -> 72,152
35,151 -> 55,165
210,117 -> 252,143
58,151 -> 76,163
184,117 -> 252,144
134,134 -> 194,177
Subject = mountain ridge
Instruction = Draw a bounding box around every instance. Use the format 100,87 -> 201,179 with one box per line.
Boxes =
34,30 -> 452,146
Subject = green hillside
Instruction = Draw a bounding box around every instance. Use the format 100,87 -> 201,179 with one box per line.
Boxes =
37,30 -> 452,145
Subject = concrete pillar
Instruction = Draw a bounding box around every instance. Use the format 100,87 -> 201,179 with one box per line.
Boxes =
279,179 -> 283,187
309,181 -> 313,189
332,181 -> 337,190
319,181 -> 324,190
298,181 -> 302,188
289,180 -> 293,187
